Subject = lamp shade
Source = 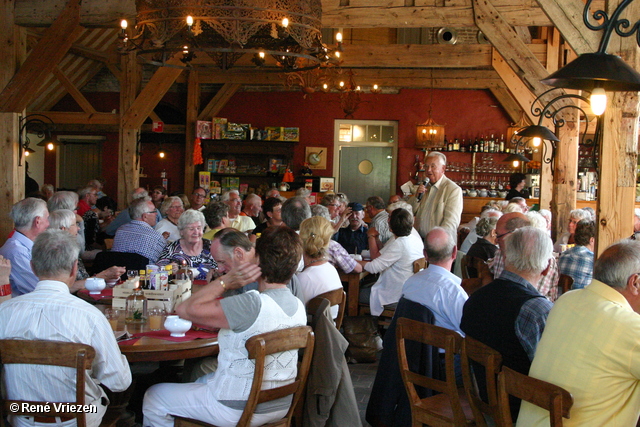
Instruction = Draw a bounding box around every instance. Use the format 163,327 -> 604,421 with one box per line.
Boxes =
503,153 -> 530,164
416,118 -> 445,149
541,53 -> 640,92
516,125 -> 560,142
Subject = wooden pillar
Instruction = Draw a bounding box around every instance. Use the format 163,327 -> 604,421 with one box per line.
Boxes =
595,0 -> 640,256
0,0 -> 24,244
538,144 -> 553,211
184,70 -> 199,194
118,51 -> 140,209
550,110 -> 579,240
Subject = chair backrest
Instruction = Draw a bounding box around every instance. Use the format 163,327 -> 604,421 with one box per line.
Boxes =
461,253 -> 470,280
396,318 -> 469,426
0,339 -> 96,427
558,274 -> 574,295
306,288 -> 346,330
413,257 -> 427,273
92,251 -> 149,278
497,366 -> 573,427
461,336 -> 503,427
237,325 -> 315,427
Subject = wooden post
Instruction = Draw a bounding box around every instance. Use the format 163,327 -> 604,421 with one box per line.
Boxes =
595,0 -> 640,256
118,51 -> 140,210
550,110 -> 579,241
0,0 -> 24,244
184,69 -> 199,194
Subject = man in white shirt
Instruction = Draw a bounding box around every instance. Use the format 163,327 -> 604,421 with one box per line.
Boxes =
0,230 -> 131,427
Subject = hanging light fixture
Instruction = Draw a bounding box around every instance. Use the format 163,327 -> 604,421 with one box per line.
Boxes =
18,114 -> 57,166
118,0 -> 340,71
540,0 -> 640,113
416,70 -> 445,149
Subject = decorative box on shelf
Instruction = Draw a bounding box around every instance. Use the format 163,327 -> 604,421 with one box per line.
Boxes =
112,279 -> 192,312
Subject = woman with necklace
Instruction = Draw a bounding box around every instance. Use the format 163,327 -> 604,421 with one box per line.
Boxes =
155,196 -> 184,242
156,209 -> 217,280
297,216 -> 342,319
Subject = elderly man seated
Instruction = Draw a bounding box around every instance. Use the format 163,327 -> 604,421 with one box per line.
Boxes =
558,220 -> 595,290
0,198 -> 49,296
222,190 -> 255,233
143,227 -> 306,427
336,202 -> 369,255
0,230 -> 131,427
112,197 -> 166,263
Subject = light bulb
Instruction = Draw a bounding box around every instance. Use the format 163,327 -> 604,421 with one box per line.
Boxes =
281,17 -> 289,28
186,16 -> 194,27
258,51 -> 265,59
159,151 -> 165,158
339,81 -> 345,88
422,129 -> 427,134
590,87 -> 607,115
322,83 -> 328,90
24,150 -> 30,157
47,143 -> 54,151
336,32 -> 343,43
532,137 -> 541,147
335,51 -> 341,59
356,86 -> 361,91
120,19 -> 128,30
373,84 -> 379,91
513,160 -> 520,168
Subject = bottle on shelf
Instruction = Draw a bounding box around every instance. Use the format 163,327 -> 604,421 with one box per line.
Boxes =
499,134 -> 505,153
489,134 -> 495,153
125,279 -> 148,324
453,138 -> 460,151
473,138 -> 479,153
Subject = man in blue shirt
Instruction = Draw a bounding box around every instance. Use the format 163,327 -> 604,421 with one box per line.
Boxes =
0,198 -> 50,296
112,197 -> 166,263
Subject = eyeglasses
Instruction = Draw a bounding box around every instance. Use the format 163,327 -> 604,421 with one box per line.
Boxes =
192,193 -> 206,198
328,203 -> 340,207
496,229 -> 514,240
145,210 -> 158,215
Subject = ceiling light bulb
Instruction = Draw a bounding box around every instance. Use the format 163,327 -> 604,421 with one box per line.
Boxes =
323,83 -> 328,90
47,143 -> 54,151
335,51 -> 341,58
259,51 -> 265,59
336,32 -> 343,43
339,81 -> 345,88
590,87 -> 607,116
532,137 -> 541,147
422,129 -> 427,134
159,151 -> 165,158
186,15 -> 194,27
282,18 -> 289,28
356,86 -> 361,91
373,84 -> 379,90
513,160 -> 520,168
120,19 -> 128,30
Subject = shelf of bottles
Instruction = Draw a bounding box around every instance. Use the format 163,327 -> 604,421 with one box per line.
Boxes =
427,134 -> 526,190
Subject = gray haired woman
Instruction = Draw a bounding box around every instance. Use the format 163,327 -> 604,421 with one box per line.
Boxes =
154,196 -> 184,242
156,209 -> 217,280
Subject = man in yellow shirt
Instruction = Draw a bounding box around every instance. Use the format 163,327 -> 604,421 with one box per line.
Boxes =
517,240 -> 640,426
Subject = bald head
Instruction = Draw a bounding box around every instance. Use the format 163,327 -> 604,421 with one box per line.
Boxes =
424,226 -> 456,267
496,212 -> 530,251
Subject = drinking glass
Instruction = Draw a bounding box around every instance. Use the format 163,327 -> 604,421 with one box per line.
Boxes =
104,308 -> 120,331
148,307 -> 166,331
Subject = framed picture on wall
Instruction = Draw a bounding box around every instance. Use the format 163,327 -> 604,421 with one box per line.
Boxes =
320,177 -> 335,192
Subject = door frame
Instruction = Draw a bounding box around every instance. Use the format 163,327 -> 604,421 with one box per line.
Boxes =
333,119 -> 398,196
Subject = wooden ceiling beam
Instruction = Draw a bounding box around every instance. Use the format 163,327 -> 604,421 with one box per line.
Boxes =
0,0 -> 83,112
31,111 -> 118,125
13,0 -> 601,28
198,83 -> 241,121
121,55 -> 183,129
534,0 -> 600,55
51,66 -> 96,114
489,84 -> 524,124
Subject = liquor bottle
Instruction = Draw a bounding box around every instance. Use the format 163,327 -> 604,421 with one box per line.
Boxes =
473,138 -> 479,152
139,270 -> 147,290
166,265 -> 175,282
460,138 -> 466,152
499,134 -> 505,153
453,138 -> 460,151
125,280 -> 148,324
489,134 -> 495,153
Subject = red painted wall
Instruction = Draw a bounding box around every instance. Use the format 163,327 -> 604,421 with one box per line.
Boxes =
216,88 -> 511,194
48,88 -> 510,196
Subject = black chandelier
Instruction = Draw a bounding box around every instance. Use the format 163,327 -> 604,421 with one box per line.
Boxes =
118,0 -> 341,71
18,114 -> 57,167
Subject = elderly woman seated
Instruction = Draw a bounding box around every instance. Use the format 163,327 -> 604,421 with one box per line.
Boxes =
154,196 -> 185,242
48,209 -> 124,291
554,208 -> 592,252
143,226 -> 306,427
358,208 -> 424,316
465,216 -> 499,278
156,209 -> 217,280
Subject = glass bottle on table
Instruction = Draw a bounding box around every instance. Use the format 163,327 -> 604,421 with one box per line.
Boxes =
125,279 -> 147,324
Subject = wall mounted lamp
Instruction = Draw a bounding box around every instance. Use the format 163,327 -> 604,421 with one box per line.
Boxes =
541,0 -> 640,112
18,114 -> 57,166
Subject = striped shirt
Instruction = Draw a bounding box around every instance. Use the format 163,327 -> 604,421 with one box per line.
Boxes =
0,280 -> 131,427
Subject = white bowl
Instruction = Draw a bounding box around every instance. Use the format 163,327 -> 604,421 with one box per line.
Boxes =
106,279 -> 118,288
164,315 -> 192,337
85,277 -> 106,295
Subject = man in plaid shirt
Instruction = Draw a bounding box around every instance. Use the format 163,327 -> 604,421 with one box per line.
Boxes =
558,220 -> 595,290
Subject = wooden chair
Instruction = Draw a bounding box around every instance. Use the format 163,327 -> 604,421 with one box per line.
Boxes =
0,339 -> 120,427
174,326 -> 315,427
496,366 -> 573,427
396,318 -> 474,426
558,274 -> 574,295
460,253 -> 470,280
413,257 -> 427,273
307,288 -> 346,330
461,336 -> 503,427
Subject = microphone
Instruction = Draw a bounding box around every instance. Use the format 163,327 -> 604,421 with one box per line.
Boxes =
416,178 -> 430,201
